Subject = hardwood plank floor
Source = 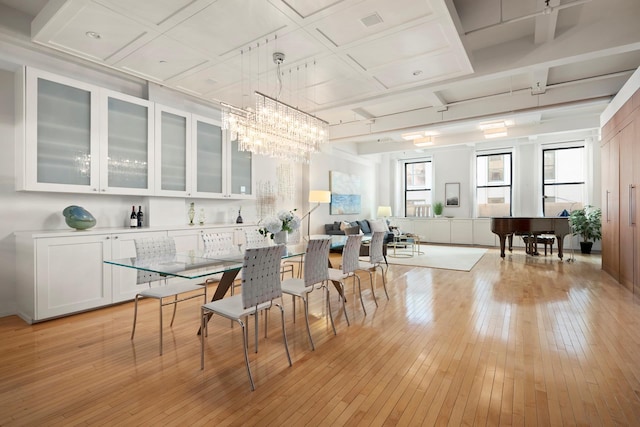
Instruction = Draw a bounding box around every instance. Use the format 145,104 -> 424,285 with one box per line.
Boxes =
2,248 -> 640,426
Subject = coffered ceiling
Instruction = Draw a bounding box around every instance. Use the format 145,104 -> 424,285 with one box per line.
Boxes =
1,0 -> 640,154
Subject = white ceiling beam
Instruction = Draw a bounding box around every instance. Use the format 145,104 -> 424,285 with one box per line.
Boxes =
534,0 -> 560,45
531,67 -> 549,95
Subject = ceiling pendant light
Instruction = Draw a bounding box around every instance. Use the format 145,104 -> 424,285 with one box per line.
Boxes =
221,44 -> 328,164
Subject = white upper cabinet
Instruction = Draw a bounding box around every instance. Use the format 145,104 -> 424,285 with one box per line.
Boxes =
99,90 -> 154,195
191,114 -> 224,198
228,138 -> 253,199
19,68 -> 155,195
21,68 -> 100,193
17,67 -> 252,199
155,104 -> 192,197
191,115 -> 254,199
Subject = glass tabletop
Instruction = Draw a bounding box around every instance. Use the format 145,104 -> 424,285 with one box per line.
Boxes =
105,244 -> 307,280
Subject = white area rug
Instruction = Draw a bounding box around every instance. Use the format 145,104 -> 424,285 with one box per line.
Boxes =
385,245 -> 488,271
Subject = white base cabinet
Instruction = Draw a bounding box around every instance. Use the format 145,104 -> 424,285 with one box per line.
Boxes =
387,218 -> 499,246
15,224 -> 256,323
16,233 -> 113,322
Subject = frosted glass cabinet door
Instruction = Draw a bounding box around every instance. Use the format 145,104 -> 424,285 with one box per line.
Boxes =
100,91 -> 154,195
155,105 -> 192,196
229,139 -> 253,198
192,115 -> 224,198
24,69 -> 100,192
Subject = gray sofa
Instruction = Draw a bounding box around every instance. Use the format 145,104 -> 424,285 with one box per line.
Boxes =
324,219 -> 394,243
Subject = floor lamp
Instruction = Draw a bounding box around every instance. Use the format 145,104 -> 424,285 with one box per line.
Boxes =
302,190 -> 331,240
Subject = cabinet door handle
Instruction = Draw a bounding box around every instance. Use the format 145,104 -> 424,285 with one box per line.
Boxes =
631,185 -> 636,226
106,236 -> 110,240
606,190 -> 610,222
114,236 -> 119,239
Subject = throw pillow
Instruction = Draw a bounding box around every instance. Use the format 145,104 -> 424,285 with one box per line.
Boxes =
357,220 -> 371,234
339,221 -> 351,231
368,219 -> 390,233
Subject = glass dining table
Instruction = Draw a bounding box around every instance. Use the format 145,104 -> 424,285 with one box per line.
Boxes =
105,243 -> 308,303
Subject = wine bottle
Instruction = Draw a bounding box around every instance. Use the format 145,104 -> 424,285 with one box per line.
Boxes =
130,206 -> 137,228
137,206 -> 143,228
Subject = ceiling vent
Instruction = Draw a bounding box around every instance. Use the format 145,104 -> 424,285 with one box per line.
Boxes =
360,12 -> 383,27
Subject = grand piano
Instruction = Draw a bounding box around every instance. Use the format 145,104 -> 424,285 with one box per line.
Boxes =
491,217 -> 572,259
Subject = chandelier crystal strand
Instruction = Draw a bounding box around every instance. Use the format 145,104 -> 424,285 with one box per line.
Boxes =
221,48 -> 328,164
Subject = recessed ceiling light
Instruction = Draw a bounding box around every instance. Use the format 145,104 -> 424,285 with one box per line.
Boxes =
413,136 -> 434,147
483,127 -> 508,139
85,31 -> 101,39
360,12 -> 383,27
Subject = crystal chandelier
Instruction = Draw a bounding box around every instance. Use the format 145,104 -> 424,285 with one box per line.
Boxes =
221,51 -> 328,164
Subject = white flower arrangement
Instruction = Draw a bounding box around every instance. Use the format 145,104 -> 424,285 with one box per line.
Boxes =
259,209 -> 301,239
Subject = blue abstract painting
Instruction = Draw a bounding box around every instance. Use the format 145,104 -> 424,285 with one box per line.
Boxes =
330,171 -> 361,215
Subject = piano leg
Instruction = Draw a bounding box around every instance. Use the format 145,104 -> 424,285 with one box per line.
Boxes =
498,235 -> 507,257
556,234 -> 564,259
508,234 -> 513,252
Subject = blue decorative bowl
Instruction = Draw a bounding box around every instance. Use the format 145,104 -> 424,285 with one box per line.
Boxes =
62,205 -> 96,230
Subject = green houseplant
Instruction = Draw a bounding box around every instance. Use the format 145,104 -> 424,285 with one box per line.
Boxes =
433,201 -> 444,217
569,205 -> 602,254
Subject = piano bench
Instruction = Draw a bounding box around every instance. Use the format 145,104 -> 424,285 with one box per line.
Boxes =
523,236 -> 555,256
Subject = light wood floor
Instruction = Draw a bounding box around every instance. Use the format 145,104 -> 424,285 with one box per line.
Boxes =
2,248 -> 640,426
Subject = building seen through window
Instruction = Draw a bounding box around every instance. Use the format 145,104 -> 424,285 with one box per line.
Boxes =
476,152 -> 512,217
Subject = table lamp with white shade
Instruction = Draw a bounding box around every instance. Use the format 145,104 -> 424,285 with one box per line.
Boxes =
377,206 -> 392,219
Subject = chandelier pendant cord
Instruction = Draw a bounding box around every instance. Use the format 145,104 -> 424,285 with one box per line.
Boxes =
221,43 -> 328,164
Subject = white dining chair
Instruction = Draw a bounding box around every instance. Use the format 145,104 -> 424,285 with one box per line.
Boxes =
131,236 -> 208,355
280,237 -> 333,350
356,231 -> 389,302
328,234 -> 363,316
200,245 -> 292,391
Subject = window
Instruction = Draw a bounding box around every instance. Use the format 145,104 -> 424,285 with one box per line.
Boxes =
542,146 -> 585,215
476,152 -> 512,217
404,160 -> 432,217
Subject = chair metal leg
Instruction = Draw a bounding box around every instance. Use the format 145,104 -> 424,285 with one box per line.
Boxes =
169,294 -> 178,327
159,298 -> 163,355
325,285 -> 337,335
355,275 -> 366,315
275,303 -> 292,367
200,307 -> 206,370
368,271 -> 379,307
378,265 -> 389,299
254,309 -> 259,353
131,294 -> 140,339
239,319 -> 255,391
303,297 -> 315,350
339,282 -> 351,326
292,296 -> 297,323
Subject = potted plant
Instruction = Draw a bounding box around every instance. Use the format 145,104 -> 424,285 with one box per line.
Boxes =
433,201 -> 444,217
569,205 -> 602,254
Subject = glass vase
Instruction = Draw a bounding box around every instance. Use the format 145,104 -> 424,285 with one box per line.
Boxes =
273,230 -> 288,245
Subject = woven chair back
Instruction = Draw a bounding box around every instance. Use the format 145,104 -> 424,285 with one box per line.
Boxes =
369,232 -> 385,264
245,229 -> 271,249
241,245 -> 285,308
134,236 -> 176,285
201,232 -> 235,256
342,235 -> 363,274
303,238 -> 331,287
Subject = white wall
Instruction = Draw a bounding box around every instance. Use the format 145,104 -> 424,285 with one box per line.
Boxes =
388,133 -> 602,221
308,144 -> 380,235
